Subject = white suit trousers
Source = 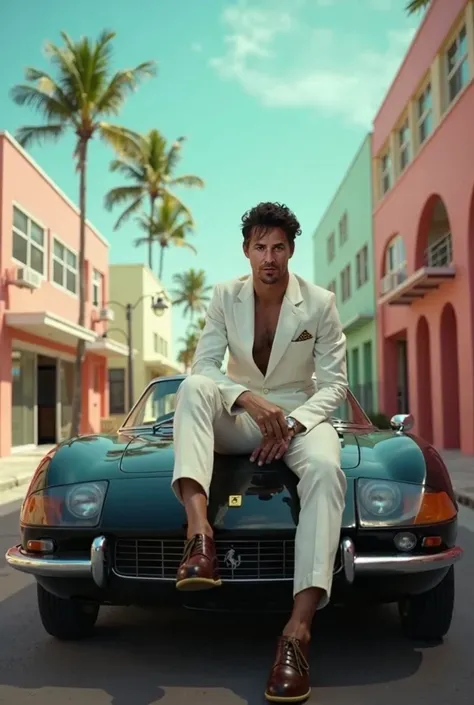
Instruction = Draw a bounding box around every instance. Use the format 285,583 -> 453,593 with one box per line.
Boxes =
171,374 -> 347,608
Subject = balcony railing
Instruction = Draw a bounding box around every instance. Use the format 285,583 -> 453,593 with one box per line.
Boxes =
424,232 -> 453,268
381,265 -> 407,295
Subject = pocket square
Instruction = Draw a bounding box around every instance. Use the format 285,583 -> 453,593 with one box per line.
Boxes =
292,329 -> 313,342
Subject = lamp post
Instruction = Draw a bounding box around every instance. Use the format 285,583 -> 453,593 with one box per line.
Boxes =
103,292 -> 169,410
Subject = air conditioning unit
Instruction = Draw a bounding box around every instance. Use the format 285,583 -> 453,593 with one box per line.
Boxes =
99,307 -> 114,322
15,266 -> 42,290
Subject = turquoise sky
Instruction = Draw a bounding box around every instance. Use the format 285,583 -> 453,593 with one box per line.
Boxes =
1,0 -> 421,357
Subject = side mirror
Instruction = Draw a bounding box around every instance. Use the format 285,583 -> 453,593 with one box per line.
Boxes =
390,413 -> 414,434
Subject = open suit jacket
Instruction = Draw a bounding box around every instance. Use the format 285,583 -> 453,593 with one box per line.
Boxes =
191,272 -> 348,436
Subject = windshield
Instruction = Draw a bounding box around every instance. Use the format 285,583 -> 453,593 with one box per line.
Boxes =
121,376 -> 374,430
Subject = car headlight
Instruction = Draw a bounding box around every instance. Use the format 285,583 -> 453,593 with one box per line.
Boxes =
20,481 -> 108,527
357,479 -> 456,528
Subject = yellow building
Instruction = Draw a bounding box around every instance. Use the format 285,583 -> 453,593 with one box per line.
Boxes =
105,264 -> 183,423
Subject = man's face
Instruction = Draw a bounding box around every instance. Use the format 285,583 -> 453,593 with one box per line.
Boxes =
243,227 -> 293,285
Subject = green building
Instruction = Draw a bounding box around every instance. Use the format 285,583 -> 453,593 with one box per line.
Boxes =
312,133 -> 378,414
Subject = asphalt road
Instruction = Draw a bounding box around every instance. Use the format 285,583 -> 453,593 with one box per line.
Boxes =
0,486 -> 473,705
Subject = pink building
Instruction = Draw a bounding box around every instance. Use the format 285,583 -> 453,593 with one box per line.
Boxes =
372,0 -> 474,454
0,131 -> 129,457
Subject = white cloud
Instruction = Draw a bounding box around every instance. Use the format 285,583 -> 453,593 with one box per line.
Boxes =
210,0 -> 417,126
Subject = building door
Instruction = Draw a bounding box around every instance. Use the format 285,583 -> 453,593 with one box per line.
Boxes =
11,349 -> 36,448
396,340 -> 409,414
59,360 -> 74,441
351,347 -> 360,402
363,341 -> 373,412
37,355 -> 57,444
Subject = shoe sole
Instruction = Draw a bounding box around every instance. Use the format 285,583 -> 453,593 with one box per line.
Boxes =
264,689 -> 311,703
175,577 -> 223,591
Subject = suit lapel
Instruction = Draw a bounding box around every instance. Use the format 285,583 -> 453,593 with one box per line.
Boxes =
265,273 -> 304,380
232,276 -> 262,377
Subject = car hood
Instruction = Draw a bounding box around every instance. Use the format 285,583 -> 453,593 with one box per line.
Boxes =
344,430 -> 427,484
119,429 -> 362,473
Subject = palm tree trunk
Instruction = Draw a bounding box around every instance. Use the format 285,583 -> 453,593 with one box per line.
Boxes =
159,245 -> 165,280
148,195 -> 155,271
71,138 -> 88,438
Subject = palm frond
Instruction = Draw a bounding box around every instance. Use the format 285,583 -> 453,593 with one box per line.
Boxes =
10,85 -> 74,122
405,0 -> 430,13
14,123 -> 66,149
168,174 -> 205,189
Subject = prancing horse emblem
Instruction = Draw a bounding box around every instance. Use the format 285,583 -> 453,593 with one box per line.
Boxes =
224,547 -> 242,570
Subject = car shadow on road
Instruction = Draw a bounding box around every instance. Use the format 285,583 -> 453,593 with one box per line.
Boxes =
0,581 -> 440,705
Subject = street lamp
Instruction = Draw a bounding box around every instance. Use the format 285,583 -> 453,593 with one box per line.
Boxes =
102,291 -> 169,411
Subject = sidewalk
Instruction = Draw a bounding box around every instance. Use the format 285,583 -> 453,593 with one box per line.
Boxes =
0,444 -> 473,508
438,450 -> 474,509
0,445 -> 55,495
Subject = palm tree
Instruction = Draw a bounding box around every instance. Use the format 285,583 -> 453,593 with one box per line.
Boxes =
134,194 -> 197,280
177,330 -> 200,373
10,30 -> 156,437
406,0 -> 431,13
191,316 -> 207,334
104,129 -> 204,270
171,268 -> 212,321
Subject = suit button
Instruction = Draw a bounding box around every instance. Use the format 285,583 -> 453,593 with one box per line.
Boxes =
263,388 -> 269,394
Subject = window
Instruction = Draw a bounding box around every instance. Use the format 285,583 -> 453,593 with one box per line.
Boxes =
446,25 -> 469,105
153,333 -> 168,358
417,83 -> 433,145
356,245 -> 369,288
12,206 -> 46,275
398,118 -> 410,172
339,213 -> 348,245
109,368 -> 125,414
327,279 -> 336,296
340,264 -> 351,302
52,239 -> 78,294
380,151 -> 392,194
92,269 -> 102,307
385,236 -> 406,274
327,232 -> 335,262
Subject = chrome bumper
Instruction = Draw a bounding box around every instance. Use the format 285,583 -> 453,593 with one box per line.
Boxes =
5,536 -> 464,588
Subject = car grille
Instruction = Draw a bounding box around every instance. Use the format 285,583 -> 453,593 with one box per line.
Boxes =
114,538 -> 295,581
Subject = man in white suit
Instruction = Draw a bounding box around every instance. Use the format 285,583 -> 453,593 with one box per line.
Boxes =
172,202 -> 348,703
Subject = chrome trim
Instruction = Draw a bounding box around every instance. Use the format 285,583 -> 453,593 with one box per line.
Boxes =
91,535 -> 108,588
111,568 -> 292,582
5,545 -> 91,578
354,545 -> 463,574
341,537 -> 355,583
5,541 -> 463,581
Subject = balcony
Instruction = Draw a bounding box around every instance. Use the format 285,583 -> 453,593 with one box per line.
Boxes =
378,234 -> 455,306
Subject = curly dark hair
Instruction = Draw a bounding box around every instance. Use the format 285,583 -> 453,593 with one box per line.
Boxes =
241,202 -> 302,247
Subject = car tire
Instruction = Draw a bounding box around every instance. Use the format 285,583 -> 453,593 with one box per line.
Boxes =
398,565 -> 455,641
37,583 -> 100,640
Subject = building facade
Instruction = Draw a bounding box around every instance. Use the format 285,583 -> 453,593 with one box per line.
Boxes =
106,264 -> 182,421
372,0 -> 474,453
313,134 -> 378,414
0,131 -> 129,457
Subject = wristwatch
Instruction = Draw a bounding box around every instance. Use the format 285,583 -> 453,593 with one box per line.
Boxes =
285,416 -> 298,433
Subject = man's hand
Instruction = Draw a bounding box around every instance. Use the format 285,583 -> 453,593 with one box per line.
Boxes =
235,391 -> 289,441
250,430 -> 295,466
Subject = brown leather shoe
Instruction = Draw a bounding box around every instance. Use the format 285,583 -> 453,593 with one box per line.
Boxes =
176,534 -> 222,591
264,636 -> 311,703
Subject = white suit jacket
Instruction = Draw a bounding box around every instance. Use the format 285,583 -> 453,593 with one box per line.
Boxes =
191,272 -> 348,435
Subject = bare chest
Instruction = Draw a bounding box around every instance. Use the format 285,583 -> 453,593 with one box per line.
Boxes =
252,304 -> 281,375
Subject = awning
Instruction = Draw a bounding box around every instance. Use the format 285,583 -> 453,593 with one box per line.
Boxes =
5,310 -> 96,347
144,355 -> 184,377
342,313 -> 374,334
378,266 -> 456,306
86,338 -> 131,358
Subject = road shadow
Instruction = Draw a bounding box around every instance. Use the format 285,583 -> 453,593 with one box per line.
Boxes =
0,582 -> 429,705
